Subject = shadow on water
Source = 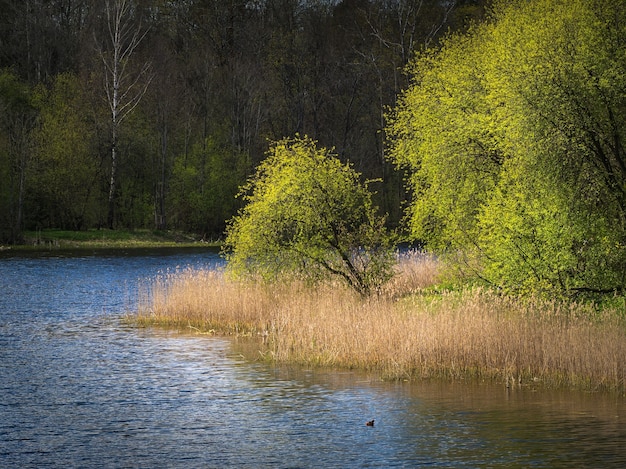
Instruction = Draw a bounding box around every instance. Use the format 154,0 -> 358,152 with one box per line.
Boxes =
0,245 -> 221,260
0,251 -> 625,467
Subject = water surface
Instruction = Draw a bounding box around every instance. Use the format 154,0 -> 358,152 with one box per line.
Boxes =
1,250 -> 624,467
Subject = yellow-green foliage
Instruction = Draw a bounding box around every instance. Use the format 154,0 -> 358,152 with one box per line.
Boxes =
137,253 -> 626,393
388,28 -> 500,250
224,136 -> 394,296
387,0 -> 626,295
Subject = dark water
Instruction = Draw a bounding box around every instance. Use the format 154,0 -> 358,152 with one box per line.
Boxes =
1,249 -> 625,468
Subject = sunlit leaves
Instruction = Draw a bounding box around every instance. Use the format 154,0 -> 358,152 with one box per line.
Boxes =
224,135 -> 394,295
387,0 -> 626,295
387,25 -> 502,250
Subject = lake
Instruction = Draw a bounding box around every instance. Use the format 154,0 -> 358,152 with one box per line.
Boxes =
1,248 -> 625,467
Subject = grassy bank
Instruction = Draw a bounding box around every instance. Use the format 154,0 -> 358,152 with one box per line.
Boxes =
135,252 -> 626,393
4,229 -> 219,251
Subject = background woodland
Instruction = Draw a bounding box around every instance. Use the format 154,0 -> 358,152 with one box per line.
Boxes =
0,0 -> 485,243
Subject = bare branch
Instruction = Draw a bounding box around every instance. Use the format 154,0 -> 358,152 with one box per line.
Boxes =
95,0 -> 152,228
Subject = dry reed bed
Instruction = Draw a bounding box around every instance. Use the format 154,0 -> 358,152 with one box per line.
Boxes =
136,253 -> 626,393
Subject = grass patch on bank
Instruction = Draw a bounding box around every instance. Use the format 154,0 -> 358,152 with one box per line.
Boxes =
135,251 -> 626,394
12,229 -> 218,250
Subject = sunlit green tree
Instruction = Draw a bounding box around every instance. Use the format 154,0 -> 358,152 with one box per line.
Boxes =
224,136 -> 394,295
480,0 -> 626,294
388,0 -> 626,295
387,26 -> 501,251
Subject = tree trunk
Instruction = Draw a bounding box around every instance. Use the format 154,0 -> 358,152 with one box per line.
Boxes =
107,137 -> 117,229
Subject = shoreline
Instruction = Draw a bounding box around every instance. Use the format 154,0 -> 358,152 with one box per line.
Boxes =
134,258 -> 626,395
1,229 -> 221,253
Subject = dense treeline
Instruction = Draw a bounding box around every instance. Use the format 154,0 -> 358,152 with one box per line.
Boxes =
0,0 -> 484,243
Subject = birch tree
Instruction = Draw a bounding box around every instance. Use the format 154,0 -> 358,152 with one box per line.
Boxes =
97,0 -> 152,229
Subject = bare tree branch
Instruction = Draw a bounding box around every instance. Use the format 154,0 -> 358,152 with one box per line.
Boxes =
95,0 -> 153,228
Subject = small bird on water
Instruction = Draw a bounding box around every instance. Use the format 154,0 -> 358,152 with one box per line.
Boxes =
366,419 -> 375,427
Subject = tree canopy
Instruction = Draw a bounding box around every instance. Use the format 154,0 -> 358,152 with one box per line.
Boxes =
387,0 -> 626,295
224,136 -> 394,295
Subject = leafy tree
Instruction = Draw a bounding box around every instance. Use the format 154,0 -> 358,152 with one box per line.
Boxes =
29,73 -> 100,230
170,135 -> 249,237
387,26 -> 501,251
387,0 -> 626,295
478,0 -> 626,294
224,136 -> 394,295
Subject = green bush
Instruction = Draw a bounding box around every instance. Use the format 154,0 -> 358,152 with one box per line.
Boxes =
224,136 -> 395,296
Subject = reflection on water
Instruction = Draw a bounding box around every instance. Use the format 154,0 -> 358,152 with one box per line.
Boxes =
0,251 -> 625,467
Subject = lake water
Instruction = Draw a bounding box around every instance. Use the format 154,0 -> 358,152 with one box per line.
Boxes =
1,248 -> 625,468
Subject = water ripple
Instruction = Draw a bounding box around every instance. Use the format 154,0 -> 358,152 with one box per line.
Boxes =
1,252 -> 625,467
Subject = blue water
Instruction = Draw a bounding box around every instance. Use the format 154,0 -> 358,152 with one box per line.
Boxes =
1,249 -> 625,467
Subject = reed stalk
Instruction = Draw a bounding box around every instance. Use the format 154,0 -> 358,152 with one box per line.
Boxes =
136,251 -> 626,393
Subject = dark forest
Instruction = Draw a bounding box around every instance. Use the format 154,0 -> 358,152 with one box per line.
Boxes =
0,0 -> 485,243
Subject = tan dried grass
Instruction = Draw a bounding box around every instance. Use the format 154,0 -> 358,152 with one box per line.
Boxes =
136,252 -> 626,393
